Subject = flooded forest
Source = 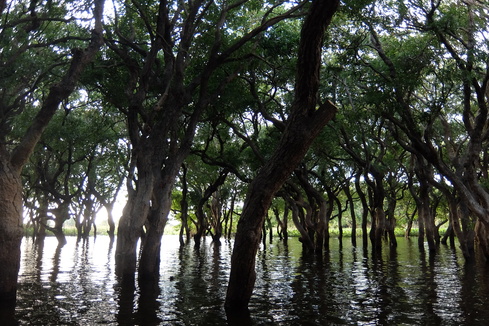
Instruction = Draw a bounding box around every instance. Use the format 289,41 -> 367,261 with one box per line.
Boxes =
1,0 -> 489,325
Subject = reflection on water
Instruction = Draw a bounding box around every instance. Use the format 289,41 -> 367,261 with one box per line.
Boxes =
16,236 -> 489,325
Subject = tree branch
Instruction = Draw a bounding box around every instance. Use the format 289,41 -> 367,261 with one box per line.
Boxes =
10,0 -> 105,172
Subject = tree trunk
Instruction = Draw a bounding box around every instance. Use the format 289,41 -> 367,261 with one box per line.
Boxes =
138,208 -> 169,282
475,219 -> 489,259
35,196 -> 49,243
282,205 -> 289,241
0,160 -> 24,321
115,155 -> 153,279
344,183 -> 357,247
178,164 -> 190,246
226,192 -> 237,240
106,203 -> 116,240
423,203 -> 437,252
367,174 -> 386,252
194,171 -> 228,248
446,196 -> 472,258
315,200 -> 328,252
225,99 -> 336,309
414,156 -> 437,252
404,207 -> 416,238
296,169 -> 329,253
417,201 -> 426,249
373,207 -> 386,250
209,192 -> 224,244
440,223 -> 455,246
287,198 -> 315,251
385,189 -> 397,248
47,203 -> 70,247
138,159 -> 182,282
355,171 -> 369,248
193,200 -> 208,249
225,0 -> 339,310
459,200 -> 476,254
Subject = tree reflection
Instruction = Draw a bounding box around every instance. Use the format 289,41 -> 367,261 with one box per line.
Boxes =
114,276 -> 136,325
49,244 -> 63,283
137,278 -> 162,325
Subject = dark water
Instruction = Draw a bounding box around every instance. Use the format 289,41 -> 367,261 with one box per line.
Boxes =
16,235 -> 489,325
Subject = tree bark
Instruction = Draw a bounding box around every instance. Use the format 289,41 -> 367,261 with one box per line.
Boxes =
138,157 -> 183,282
115,147 -> 153,279
0,159 -> 23,321
225,0 -> 340,310
475,219 -> 489,259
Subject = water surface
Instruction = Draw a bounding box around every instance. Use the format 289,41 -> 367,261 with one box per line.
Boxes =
16,236 -> 489,325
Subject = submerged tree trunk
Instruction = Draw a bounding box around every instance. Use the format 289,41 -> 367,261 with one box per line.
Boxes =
115,149 -> 153,279
210,192 -> 224,244
35,196 -> 49,243
344,182 -> 357,247
106,203 -> 116,241
194,171 -> 228,248
296,169 -> 329,253
0,161 -> 24,321
286,196 -> 315,251
225,0 -> 339,310
138,190 -> 172,282
355,171 -> 369,248
178,164 -> 190,246
366,172 -> 386,252
475,219 -> 489,259
384,179 -> 398,248
138,155 -> 184,283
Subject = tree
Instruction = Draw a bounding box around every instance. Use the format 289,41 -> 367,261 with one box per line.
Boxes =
363,0 -> 489,257
0,0 -> 104,319
103,0 -> 308,287
225,0 -> 340,311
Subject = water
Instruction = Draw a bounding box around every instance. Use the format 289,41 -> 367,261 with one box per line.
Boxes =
15,236 -> 489,325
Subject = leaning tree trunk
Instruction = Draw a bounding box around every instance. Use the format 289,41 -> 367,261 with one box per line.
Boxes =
225,0 -> 339,310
